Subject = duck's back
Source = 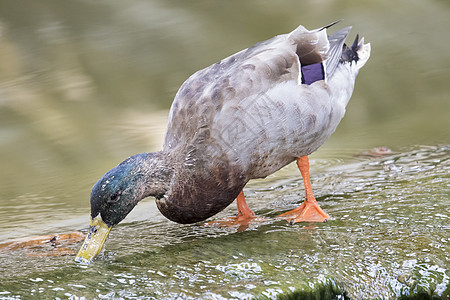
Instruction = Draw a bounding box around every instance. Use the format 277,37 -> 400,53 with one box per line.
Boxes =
163,32 -> 300,156
158,24 -> 370,223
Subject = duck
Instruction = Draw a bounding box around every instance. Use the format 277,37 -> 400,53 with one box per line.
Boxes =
75,21 -> 370,263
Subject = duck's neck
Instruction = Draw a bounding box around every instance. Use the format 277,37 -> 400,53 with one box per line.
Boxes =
124,151 -> 174,200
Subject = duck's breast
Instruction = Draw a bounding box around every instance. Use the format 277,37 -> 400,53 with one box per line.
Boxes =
156,150 -> 246,224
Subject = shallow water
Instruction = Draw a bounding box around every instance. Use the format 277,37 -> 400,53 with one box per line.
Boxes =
0,145 -> 449,298
0,0 -> 449,299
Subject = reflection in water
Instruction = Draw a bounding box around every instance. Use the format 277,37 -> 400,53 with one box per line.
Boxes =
0,0 -> 449,298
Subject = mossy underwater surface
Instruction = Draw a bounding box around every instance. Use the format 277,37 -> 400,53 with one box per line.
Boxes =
0,145 -> 448,299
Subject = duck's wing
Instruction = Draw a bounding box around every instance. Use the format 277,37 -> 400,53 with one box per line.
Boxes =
162,23 -> 363,178
163,24 -> 338,151
163,32 -> 299,153
161,32 -> 305,222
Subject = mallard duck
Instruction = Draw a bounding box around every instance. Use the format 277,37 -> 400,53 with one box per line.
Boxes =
75,21 -> 370,263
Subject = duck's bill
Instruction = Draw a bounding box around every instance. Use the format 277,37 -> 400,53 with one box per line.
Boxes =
75,216 -> 112,264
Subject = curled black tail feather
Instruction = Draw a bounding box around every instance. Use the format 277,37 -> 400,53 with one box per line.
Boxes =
342,34 -> 360,63
352,34 -> 360,49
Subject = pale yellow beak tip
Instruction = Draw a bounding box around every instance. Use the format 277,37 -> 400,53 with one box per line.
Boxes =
74,254 -> 91,265
74,216 -> 112,264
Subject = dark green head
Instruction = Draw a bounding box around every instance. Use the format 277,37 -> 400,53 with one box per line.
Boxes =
90,156 -> 144,226
76,151 -> 172,264
90,152 -> 171,226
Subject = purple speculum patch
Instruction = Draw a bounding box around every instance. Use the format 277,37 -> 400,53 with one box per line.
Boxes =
301,62 -> 325,85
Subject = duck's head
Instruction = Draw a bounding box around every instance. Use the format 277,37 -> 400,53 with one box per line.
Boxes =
75,152 -> 172,264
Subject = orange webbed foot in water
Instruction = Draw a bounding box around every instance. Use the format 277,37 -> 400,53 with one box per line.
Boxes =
278,156 -> 330,224
204,190 -> 265,231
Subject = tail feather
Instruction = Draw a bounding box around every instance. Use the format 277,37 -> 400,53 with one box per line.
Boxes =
290,21 -> 370,80
325,27 -> 351,78
341,34 -> 361,63
289,25 -> 329,66
320,19 -> 343,31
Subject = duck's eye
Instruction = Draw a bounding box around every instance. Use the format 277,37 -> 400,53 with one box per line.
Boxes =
108,191 -> 121,202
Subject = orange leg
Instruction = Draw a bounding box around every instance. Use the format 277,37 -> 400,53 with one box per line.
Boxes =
204,190 -> 264,231
235,190 -> 255,220
278,156 -> 330,224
